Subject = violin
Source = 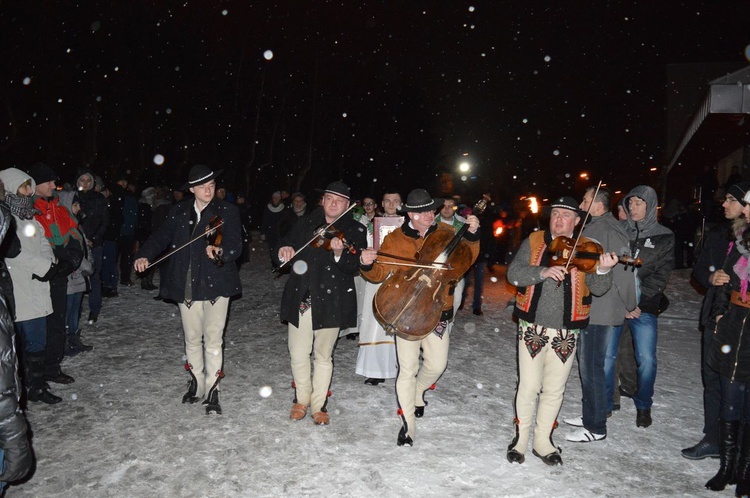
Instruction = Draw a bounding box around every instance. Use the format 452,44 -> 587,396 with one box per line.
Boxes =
206,216 -> 224,267
548,236 -> 643,273
310,226 -> 357,254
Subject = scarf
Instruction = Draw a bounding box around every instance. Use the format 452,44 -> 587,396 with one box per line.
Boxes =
5,193 -> 40,220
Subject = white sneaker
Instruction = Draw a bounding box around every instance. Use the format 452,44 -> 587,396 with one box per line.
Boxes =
563,416 -> 583,427
566,428 -> 606,442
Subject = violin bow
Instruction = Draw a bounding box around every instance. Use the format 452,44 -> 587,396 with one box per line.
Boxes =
145,220 -> 224,270
278,203 -> 357,269
559,180 -> 602,279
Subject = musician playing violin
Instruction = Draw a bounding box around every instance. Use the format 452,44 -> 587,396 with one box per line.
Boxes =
133,165 -> 242,415
359,189 -> 480,447
277,181 -> 367,426
562,187 -> 637,444
506,196 -> 618,466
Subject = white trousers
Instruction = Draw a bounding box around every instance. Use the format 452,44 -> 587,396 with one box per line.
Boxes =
178,297 -> 230,398
511,321 -> 577,456
395,325 -> 452,441
288,309 -> 340,413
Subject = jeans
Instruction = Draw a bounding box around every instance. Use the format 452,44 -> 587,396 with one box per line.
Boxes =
578,324 -> 619,434
89,245 -> 104,316
605,312 -> 658,411
66,292 -> 83,335
16,316 -> 47,353
719,376 -> 750,423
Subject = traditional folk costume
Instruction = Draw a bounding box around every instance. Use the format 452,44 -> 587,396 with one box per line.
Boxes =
360,190 -> 479,445
279,182 -> 367,424
507,203 -> 612,464
136,165 -> 242,414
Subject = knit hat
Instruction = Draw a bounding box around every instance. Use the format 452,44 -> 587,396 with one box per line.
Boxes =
728,182 -> 750,206
549,196 -> 582,216
26,162 -> 58,185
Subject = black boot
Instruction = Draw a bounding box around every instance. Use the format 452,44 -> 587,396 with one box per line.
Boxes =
204,387 -> 222,415
182,368 -> 201,404
65,330 -> 93,357
26,352 -> 62,405
397,426 -> 413,447
706,420 -> 739,491
735,425 -> 750,496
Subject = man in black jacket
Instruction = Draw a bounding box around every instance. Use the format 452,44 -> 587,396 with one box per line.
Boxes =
682,182 -> 749,459
134,165 -> 242,415
277,181 -> 367,426
76,168 -> 109,322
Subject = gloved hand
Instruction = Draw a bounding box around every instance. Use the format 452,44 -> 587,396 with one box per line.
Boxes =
32,262 -> 57,282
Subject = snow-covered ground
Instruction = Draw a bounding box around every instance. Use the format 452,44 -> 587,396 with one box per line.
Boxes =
9,237 -> 719,497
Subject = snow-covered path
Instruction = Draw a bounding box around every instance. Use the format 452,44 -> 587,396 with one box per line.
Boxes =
10,238 -> 719,497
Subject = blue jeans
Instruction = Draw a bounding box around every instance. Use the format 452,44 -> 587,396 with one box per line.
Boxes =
605,312 -> 658,411
719,376 -> 750,422
16,316 -> 47,353
578,324 -> 619,434
66,292 -> 83,335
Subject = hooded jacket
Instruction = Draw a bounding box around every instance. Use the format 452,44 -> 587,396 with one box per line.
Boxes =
0,168 -> 54,322
621,185 -> 675,314
75,168 -> 109,247
57,191 -> 94,295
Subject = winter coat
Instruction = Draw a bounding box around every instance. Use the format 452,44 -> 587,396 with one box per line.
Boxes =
0,169 -> 55,322
76,173 -> 109,247
32,194 -> 84,279
693,221 -> 734,328
0,205 -> 32,483
279,207 -> 367,329
56,190 -> 94,295
582,211 -> 637,326
136,198 -> 242,303
360,219 -> 479,322
261,203 -> 285,248
508,230 -> 613,330
708,244 -> 750,383
621,186 -> 675,315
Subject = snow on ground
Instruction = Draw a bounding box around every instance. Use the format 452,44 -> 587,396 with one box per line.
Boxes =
8,237 -> 722,497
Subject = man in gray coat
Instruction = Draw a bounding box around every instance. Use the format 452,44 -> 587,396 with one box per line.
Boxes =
564,187 -> 637,442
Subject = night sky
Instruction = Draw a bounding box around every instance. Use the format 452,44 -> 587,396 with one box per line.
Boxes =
2,2 -> 749,205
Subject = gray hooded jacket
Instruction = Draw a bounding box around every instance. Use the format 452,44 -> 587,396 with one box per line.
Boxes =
621,185 -> 675,314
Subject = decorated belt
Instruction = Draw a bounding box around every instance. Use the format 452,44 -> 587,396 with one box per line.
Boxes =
731,291 -> 750,309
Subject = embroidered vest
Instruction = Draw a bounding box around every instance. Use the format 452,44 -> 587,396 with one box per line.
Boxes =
514,230 -> 592,329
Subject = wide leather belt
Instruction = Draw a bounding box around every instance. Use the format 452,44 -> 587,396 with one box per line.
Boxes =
731,291 -> 750,309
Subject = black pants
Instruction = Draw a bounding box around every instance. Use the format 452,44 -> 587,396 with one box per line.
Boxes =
45,275 -> 67,376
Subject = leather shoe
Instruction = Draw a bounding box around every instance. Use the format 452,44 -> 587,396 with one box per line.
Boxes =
415,406 -> 425,418
472,309 -> 483,316
682,439 -> 719,460
45,371 -> 75,384
532,449 -> 563,466
312,411 -> 330,425
506,448 -> 525,464
364,378 -> 385,386
290,403 -> 307,421
636,409 -> 652,428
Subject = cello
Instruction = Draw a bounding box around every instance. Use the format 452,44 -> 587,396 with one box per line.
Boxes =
372,196 -> 489,341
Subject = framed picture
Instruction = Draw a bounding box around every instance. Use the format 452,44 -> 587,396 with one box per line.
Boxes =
372,216 -> 404,250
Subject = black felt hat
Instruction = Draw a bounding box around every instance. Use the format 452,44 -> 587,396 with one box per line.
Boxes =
398,189 -> 444,213
549,196 -> 582,216
181,165 -> 223,190
316,181 -> 351,200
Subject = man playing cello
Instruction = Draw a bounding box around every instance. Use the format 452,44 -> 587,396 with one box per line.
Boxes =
359,189 -> 480,447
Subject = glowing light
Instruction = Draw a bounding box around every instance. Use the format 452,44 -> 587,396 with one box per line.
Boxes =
23,223 -> 36,238
259,386 -> 272,398
153,154 -> 165,165
528,197 -> 539,214
579,172 -> 589,179
459,162 -> 471,173
650,167 -> 658,172
494,226 -> 503,236
263,50 -> 274,60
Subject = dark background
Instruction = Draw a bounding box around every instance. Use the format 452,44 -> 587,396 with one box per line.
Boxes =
1,1 -> 749,205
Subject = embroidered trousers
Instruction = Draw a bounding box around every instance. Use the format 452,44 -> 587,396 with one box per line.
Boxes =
511,321 -> 578,456
178,297 -> 229,398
